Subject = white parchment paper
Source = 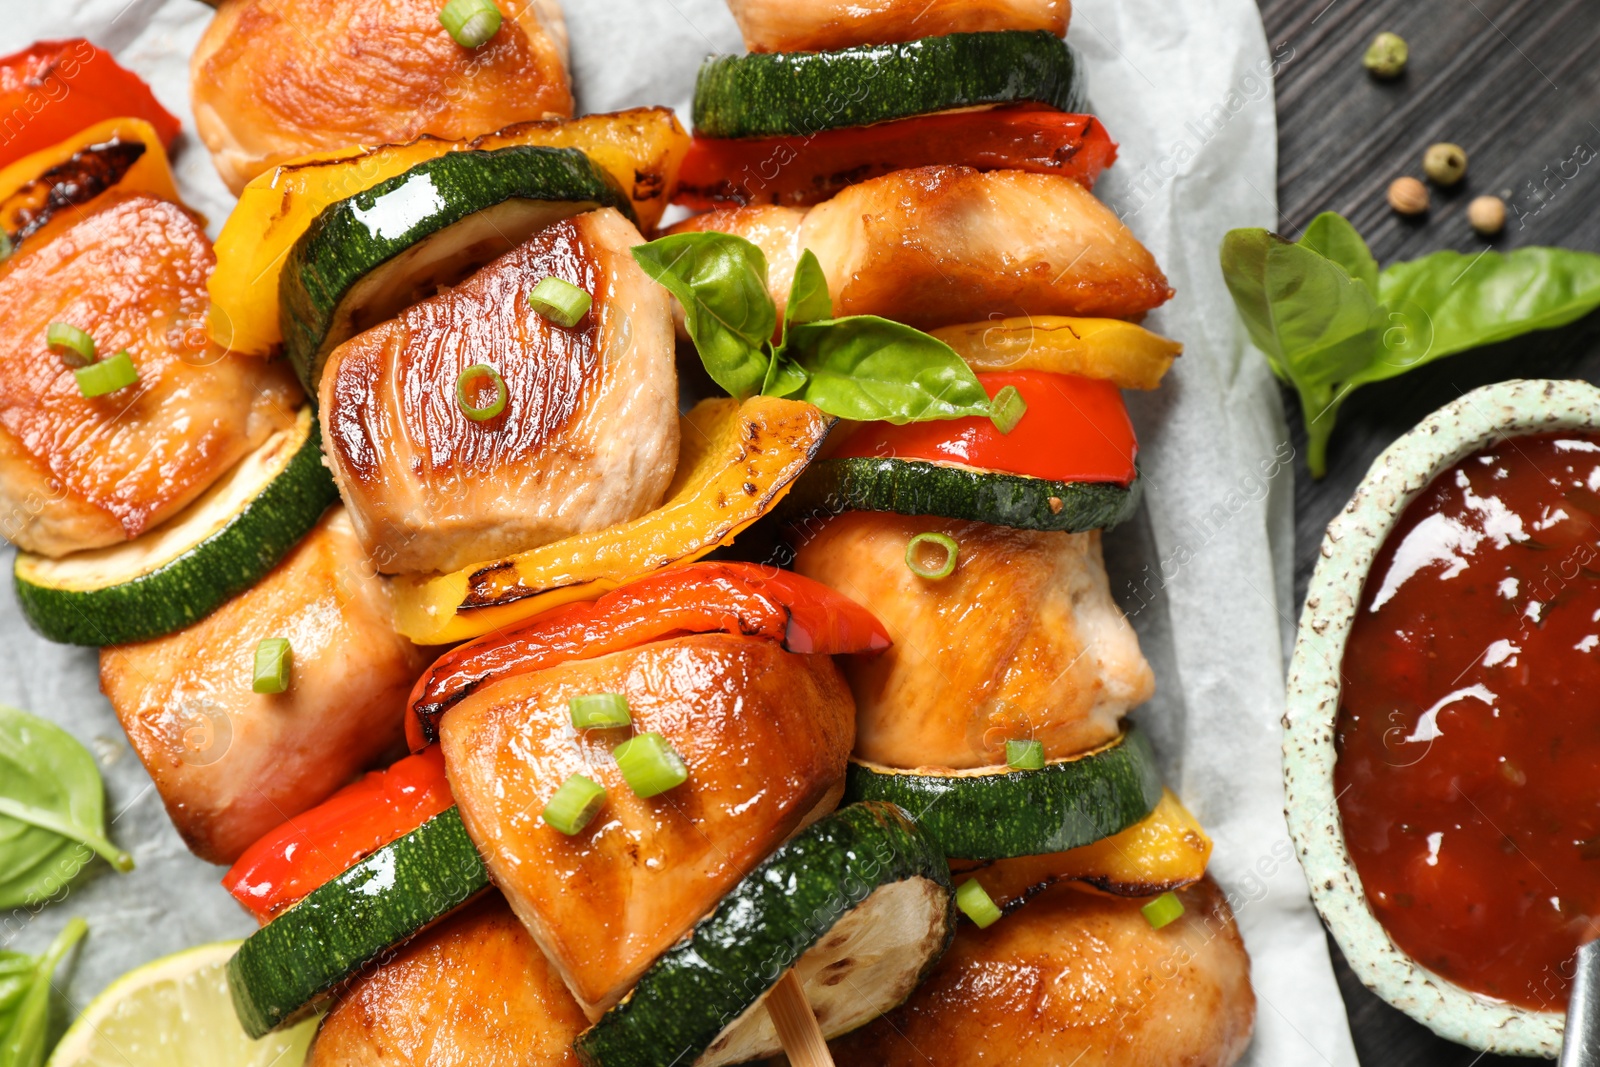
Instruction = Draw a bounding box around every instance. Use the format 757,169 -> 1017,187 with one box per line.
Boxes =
0,3 -> 1358,1064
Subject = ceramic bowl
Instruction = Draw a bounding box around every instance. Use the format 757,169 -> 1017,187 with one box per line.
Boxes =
1283,378 -> 1600,1058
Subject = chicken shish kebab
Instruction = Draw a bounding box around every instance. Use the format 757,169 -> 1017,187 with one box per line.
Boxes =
0,3 -> 1256,1064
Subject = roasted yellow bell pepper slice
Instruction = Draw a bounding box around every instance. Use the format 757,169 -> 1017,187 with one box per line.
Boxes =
392,395 -> 835,645
952,789 -> 1212,909
0,117 -> 179,255
208,107 -> 689,357
930,316 -> 1182,390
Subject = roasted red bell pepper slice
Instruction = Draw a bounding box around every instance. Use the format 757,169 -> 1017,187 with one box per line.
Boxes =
674,105 -> 1116,210
222,746 -> 454,923
0,40 -> 179,172
407,560 -> 891,748
834,371 -> 1138,487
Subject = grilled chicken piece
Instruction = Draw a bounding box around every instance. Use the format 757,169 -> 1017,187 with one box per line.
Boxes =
0,194 -> 299,557
191,0 -> 574,193
101,508 -> 430,865
321,208 -> 677,575
671,167 -> 1170,330
441,632 -> 854,1018
832,877 -> 1255,1067
792,512 -> 1152,769
728,0 -> 1069,52
308,894 -> 587,1067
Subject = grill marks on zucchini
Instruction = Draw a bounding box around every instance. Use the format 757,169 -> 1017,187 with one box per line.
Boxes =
692,31 -> 1087,140
783,456 -> 1142,533
574,802 -> 954,1067
227,807 -> 490,1039
13,407 -> 337,646
843,726 -> 1164,860
279,145 -> 634,395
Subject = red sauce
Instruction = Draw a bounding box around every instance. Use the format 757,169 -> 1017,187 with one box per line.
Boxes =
1337,432 -> 1600,1009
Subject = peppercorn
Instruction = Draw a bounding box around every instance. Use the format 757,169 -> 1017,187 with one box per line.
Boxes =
1387,177 -> 1429,216
1423,143 -> 1468,186
1364,32 -> 1408,79
1468,195 -> 1507,236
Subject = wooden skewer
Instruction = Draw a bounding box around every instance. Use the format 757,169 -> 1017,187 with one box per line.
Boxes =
766,968 -> 835,1067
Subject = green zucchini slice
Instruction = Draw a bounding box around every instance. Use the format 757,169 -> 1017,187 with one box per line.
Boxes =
13,407 -> 337,646
781,456 -> 1141,533
692,31 -> 1087,140
843,725 -> 1164,861
228,807 -> 490,1038
279,145 -> 635,395
575,802 -> 954,1067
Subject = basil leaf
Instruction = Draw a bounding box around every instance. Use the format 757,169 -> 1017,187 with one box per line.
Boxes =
632,234 -> 776,399
1371,247 -> 1600,377
0,919 -> 86,1067
1226,214 -> 1600,479
0,706 -> 132,910
1221,228 -> 1385,477
784,316 -> 993,424
783,250 -> 833,340
1219,229 -> 1289,379
1263,240 -> 1385,391
1299,211 -> 1379,294
761,350 -> 808,398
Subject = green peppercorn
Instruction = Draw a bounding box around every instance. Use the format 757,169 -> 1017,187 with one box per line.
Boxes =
1423,143 -> 1468,186
1363,32 -> 1408,79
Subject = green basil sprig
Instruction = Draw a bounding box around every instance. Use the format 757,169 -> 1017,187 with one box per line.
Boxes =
633,233 -> 995,424
0,918 -> 86,1067
1220,212 -> 1600,477
0,706 -> 133,910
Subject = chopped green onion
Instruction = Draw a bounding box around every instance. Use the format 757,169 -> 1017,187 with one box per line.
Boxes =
614,732 -> 689,798
0,231 -> 13,264
439,0 -> 502,48
1141,891 -> 1186,930
955,879 -> 1002,929
904,531 -> 959,579
528,277 -> 592,328
990,385 -> 1028,434
1005,739 -> 1045,770
542,774 -> 607,835
455,363 -> 507,421
47,322 -> 96,368
570,692 -> 632,729
74,351 -> 138,397
252,637 -> 292,694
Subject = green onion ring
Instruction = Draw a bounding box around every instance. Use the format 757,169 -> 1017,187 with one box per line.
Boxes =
455,363 -> 508,421
905,531 -> 959,580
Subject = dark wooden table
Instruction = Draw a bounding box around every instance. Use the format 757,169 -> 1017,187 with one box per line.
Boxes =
1260,0 -> 1600,1062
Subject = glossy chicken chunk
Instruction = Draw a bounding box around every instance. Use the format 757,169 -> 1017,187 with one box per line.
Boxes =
191,0 -> 574,193
308,895 -> 587,1067
101,509 -> 430,865
831,877 -> 1255,1066
728,0 -> 1069,52
0,195 -> 299,557
674,166 -> 1171,330
321,208 -> 677,575
793,512 -> 1153,768
440,633 -> 854,1018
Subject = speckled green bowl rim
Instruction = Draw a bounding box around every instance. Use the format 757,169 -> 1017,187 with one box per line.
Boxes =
1284,378 -> 1600,1058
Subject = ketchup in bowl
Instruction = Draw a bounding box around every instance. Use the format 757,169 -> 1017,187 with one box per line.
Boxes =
1337,431 -> 1600,1009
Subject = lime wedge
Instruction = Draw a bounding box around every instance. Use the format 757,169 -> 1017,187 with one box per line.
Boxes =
47,940 -> 319,1067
